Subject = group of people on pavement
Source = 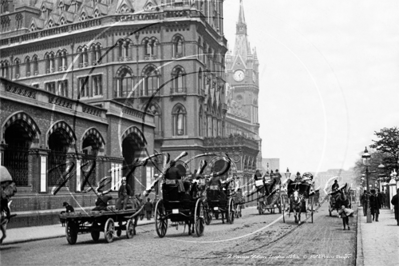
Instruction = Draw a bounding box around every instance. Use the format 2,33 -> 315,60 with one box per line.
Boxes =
360,187 -> 399,226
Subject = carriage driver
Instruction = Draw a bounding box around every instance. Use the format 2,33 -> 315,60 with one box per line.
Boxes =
332,180 -> 339,192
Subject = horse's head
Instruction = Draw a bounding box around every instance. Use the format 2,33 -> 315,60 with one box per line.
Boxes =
293,190 -> 300,201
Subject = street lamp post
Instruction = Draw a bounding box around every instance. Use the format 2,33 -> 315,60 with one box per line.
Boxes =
362,147 -> 372,223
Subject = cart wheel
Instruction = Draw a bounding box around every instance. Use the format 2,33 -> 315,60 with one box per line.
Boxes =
104,218 -> 115,243
126,219 -> 135,239
194,199 -> 205,237
203,201 -> 211,225
66,221 -> 78,245
155,199 -> 168,238
227,198 -> 234,224
91,231 -> 100,242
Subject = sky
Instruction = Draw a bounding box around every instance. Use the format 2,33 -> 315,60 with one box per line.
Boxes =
223,0 -> 399,174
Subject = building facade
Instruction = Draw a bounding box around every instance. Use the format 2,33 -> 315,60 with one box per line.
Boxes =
0,0 -> 231,225
223,0 -> 261,185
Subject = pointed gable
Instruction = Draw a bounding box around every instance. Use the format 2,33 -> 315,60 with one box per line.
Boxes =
116,0 -> 134,13
143,0 -> 159,11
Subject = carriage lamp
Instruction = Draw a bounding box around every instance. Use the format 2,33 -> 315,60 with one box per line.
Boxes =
362,147 -> 372,223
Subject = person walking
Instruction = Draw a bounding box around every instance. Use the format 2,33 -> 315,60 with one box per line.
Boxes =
369,189 -> 381,221
144,198 -> 153,220
391,188 -> 399,226
116,177 -> 132,210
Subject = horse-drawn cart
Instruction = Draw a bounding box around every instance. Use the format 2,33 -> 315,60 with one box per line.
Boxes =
328,183 -> 351,216
281,180 -> 314,224
256,179 -> 282,215
60,207 -> 142,244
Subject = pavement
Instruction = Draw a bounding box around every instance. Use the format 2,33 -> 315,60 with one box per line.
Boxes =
2,216 -> 155,245
356,206 -> 399,266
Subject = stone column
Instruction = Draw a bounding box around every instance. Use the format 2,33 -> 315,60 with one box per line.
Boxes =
0,142 -> 7,165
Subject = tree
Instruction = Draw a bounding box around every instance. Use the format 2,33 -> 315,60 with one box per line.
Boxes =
353,150 -> 388,188
370,127 -> 399,164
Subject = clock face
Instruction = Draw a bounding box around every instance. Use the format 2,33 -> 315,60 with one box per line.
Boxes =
234,70 -> 245,82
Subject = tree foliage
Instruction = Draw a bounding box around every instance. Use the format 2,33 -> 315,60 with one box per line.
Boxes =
370,127 -> 399,159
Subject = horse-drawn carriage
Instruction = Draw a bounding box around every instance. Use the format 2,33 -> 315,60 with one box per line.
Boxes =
328,183 -> 351,216
257,178 -> 282,215
281,178 -> 314,224
153,152 -> 205,237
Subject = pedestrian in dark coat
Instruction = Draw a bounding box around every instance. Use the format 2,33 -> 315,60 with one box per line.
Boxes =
378,190 -> 385,209
144,198 -> 153,220
369,189 -> 381,221
391,188 -> 399,226
116,177 -> 132,210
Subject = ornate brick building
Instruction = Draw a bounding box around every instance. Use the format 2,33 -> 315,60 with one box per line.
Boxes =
0,0 -> 233,224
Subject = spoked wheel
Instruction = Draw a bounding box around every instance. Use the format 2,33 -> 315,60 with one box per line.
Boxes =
104,218 -> 115,243
155,199 -> 168,238
126,219 -> 135,239
194,199 -> 205,237
66,221 -> 78,245
227,198 -> 235,224
203,200 -> 212,225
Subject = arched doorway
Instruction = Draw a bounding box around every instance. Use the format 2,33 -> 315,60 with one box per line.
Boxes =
81,128 -> 105,189
3,112 -> 40,186
47,121 -> 76,187
121,127 -> 146,194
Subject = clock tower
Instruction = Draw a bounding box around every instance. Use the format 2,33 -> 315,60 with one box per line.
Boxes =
225,0 -> 261,168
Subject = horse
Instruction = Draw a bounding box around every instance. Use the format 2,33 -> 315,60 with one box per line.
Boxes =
290,190 -> 305,224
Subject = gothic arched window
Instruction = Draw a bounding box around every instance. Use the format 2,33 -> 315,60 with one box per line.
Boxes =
14,58 -> 20,79
25,57 -> 31,77
172,104 -> 187,136
173,35 -> 184,58
32,55 -> 38,75
142,66 -> 158,96
116,67 -> 133,98
172,66 -> 185,93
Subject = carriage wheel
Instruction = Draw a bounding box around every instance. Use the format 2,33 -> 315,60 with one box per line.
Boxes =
126,219 -> 135,239
66,221 -> 78,245
227,198 -> 235,224
194,199 -> 205,237
104,218 -> 115,243
155,199 -> 168,238
203,200 -> 212,225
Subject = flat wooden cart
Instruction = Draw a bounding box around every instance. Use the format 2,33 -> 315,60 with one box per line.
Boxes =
60,207 -> 143,244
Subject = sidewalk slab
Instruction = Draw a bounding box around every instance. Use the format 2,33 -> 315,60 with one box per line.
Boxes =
357,207 -> 399,266
3,218 -> 154,245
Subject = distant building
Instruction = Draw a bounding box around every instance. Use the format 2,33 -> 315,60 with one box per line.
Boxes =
261,158 -> 280,173
315,169 -> 357,192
